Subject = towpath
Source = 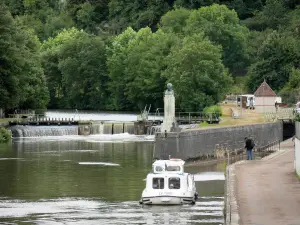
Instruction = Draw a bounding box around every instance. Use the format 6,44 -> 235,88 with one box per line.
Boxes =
233,138 -> 300,225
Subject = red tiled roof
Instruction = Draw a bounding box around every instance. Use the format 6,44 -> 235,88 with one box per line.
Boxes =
254,80 -> 277,97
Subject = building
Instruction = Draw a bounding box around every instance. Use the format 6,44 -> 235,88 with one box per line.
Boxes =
254,80 -> 281,113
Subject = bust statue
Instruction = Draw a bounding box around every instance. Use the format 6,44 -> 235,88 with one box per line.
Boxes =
164,83 -> 174,96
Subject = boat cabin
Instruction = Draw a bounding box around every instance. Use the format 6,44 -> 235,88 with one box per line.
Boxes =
152,159 -> 185,173
140,158 -> 197,205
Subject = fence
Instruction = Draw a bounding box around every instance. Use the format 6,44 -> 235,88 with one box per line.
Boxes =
264,108 -> 295,122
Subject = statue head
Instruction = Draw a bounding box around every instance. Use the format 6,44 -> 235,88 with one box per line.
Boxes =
167,83 -> 173,91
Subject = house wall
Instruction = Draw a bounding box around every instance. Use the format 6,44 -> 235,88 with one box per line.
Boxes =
255,96 -> 277,113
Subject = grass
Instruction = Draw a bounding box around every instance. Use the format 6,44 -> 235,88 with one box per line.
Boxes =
0,118 -> 16,123
196,103 -> 265,130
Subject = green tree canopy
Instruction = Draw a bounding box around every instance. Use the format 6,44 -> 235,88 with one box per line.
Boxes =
279,68 -> 300,104
0,4 -> 49,111
159,8 -> 191,35
42,28 -> 108,109
107,27 -> 178,110
108,0 -> 174,34
247,31 -> 300,92
58,33 -> 108,109
163,33 -> 233,111
184,4 -> 249,74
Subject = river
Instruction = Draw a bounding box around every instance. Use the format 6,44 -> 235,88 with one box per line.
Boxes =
0,111 -> 225,224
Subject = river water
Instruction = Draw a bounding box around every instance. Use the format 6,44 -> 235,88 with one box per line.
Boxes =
0,111 -> 225,225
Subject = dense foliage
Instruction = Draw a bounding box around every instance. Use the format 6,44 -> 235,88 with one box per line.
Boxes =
1,0 -> 300,113
0,127 -> 11,143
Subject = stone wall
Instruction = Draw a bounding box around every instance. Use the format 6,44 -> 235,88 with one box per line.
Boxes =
154,122 -> 282,160
295,122 -> 300,176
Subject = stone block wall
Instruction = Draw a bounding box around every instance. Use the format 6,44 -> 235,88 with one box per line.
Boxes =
154,122 -> 283,160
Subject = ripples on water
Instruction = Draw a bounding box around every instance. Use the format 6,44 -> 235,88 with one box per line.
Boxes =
0,197 -> 224,225
0,122 -> 225,225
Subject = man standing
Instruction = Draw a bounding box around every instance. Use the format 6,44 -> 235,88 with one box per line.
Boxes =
245,137 -> 255,160
275,101 -> 279,112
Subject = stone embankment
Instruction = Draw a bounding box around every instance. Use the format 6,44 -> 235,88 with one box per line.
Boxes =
225,138 -> 300,225
155,122 -> 282,160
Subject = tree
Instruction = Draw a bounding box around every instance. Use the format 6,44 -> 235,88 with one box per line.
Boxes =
247,31 -> 300,92
279,68 -> 300,104
108,0 -> 174,33
41,28 -> 108,109
108,27 -> 178,110
163,34 -> 233,111
107,27 -> 138,110
159,8 -> 191,35
58,33 -> 108,109
124,28 -> 178,110
175,0 -> 217,9
0,4 -> 49,111
185,4 -> 249,74
41,28 -> 83,108
75,2 -> 96,33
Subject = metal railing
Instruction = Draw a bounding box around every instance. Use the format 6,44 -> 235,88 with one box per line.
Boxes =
147,110 -> 221,124
264,108 -> 295,122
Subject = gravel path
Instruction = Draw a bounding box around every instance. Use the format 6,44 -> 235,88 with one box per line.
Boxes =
235,139 -> 300,225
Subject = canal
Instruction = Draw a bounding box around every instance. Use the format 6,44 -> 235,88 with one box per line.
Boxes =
0,111 -> 225,224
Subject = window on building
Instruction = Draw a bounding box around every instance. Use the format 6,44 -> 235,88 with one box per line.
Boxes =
169,177 -> 180,189
153,178 -> 164,189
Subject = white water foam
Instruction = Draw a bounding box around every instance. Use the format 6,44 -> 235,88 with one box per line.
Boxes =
78,162 -> 120,166
15,133 -> 155,142
194,172 -> 225,181
0,158 -> 24,160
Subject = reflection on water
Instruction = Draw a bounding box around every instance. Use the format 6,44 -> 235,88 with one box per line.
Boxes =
0,136 -> 225,224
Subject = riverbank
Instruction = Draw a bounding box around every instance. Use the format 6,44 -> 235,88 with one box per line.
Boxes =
225,138 -> 300,225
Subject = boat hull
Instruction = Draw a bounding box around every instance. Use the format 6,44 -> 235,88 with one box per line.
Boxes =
140,195 -> 196,205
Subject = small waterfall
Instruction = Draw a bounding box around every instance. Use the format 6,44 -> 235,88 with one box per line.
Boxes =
88,122 -> 135,135
9,125 -> 78,137
90,122 -> 104,134
124,123 -> 134,134
147,126 -> 161,135
103,124 -> 113,134
113,123 -> 124,134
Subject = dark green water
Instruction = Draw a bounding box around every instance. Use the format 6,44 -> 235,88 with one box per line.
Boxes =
0,135 -> 225,224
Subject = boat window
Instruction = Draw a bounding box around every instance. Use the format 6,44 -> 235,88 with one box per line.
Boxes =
155,165 -> 164,172
166,166 -> 180,171
153,178 -> 164,189
169,177 -> 180,189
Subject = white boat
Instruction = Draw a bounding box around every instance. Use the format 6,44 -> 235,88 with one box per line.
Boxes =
139,159 -> 198,205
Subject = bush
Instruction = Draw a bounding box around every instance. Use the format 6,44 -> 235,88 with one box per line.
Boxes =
204,105 -> 222,116
0,127 -> 11,143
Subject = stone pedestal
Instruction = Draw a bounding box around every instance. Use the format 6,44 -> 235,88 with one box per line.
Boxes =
161,94 -> 175,132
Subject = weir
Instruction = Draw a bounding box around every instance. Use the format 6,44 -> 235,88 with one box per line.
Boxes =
9,125 -> 79,137
9,121 -> 136,137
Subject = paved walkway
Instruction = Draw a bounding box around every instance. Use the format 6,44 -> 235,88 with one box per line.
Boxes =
234,139 -> 300,225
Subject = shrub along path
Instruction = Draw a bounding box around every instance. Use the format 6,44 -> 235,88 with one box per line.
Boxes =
234,139 -> 300,225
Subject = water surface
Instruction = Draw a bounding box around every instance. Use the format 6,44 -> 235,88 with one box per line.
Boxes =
0,134 -> 225,224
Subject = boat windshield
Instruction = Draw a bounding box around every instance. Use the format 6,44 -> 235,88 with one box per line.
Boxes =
155,165 -> 165,172
166,166 -> 180,171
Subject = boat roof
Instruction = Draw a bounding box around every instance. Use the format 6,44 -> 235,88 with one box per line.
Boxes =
152,159 -> 185,167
